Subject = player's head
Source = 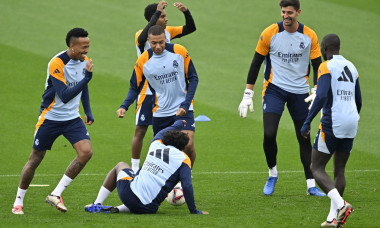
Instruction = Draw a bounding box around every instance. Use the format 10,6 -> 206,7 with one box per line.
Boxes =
321,34 -> 340,61
162,130 -> 189,152
148,25 -> 166,55
66,28 -> 90,62
145,3 -> 168,29
279,0 -> 301,28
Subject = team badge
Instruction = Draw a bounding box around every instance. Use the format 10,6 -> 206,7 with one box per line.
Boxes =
299,42 -> 305,49
173,60 -> 179,68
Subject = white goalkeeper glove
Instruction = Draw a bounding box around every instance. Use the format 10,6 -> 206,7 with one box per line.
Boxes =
304,87 -> 317,110
238,88 -> 254,118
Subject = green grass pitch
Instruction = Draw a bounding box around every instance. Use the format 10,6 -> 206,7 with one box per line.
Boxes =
1,0 -> 379,227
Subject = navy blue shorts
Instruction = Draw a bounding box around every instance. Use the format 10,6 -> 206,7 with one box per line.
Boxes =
135,95 -> 154,126
33,117 -> 90,151
116,168 -> 158,214
152,111 -> 195,136
262,83 -> 309,120
313,125 -> 354,154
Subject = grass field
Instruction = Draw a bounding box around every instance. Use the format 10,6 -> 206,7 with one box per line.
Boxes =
1,0 -> 380,227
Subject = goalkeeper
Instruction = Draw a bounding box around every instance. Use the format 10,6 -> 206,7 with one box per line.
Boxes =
238,0 -> 324,197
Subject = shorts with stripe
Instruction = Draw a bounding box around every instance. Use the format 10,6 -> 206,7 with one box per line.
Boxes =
263,83 -> 309,120
33,117 -> 90,151
313,125 -> 354,154
116,168 -> 158,214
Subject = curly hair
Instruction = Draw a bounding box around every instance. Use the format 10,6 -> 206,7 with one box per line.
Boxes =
144,3 -> 158,22
65,28 -> 88,47
162,130 -> 189,151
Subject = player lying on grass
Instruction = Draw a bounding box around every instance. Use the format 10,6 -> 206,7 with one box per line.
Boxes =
84,120 -> 208,214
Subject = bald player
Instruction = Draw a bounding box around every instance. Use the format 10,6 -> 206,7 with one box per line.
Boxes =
301,34 -> 361,228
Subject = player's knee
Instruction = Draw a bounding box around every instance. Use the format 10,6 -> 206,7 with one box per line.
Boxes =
79,148 -> 93,161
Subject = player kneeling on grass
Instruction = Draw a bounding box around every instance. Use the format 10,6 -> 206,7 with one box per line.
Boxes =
85,120 -> 208,214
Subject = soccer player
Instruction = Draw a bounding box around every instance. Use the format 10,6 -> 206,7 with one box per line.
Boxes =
118,1 -> 196,173
301,34 -> 361,228
84,120 -> 208,214
117,25 -> 198,167
238,0 -> 325,196
11,28 -> 94,215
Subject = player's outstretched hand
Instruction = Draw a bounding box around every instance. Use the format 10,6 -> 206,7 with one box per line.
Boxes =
84,114 -> 94,125
201,211 -> 209,214
238,88 -> 254,118
174,2 -> 188,12
116,108 -> 126,118
157,1 -> 168,11
305,87 -> 316,110
300,123 -> 310,139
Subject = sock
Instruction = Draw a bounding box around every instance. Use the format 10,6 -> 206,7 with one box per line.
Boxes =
269,166 -> 278,177
327,188 -> 345,209
306,179 -> 316,189
326,199 -> 337,221
14,187 -> 27,207
94,186 -> 111,205
117,204 -> 130,213
51,174 -> 73,196
131,158 -> 140,173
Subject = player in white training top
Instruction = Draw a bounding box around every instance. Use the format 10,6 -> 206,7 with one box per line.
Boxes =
12,28 -> 95,215
301,34 -> 361,228
84,120 -> 208,214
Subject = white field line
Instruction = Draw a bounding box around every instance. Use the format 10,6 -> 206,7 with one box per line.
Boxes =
1,169 -> 380,177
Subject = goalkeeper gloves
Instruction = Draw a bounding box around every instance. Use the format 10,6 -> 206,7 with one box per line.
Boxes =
304,87 -> 316,110
238,88 -> 254,118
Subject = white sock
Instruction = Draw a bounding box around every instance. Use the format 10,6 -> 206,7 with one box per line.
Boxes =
131,158 -> 140,173
306,179 -> 316,189
94,186 -> 111,205
326,199 -> 337,221
327,188 -> 345,209
51,174 -> 73,196
117,204 -> 130,213
14,187 -> 27,207
269,166 -> 278,177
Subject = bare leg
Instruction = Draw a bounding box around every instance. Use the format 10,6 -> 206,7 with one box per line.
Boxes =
333,151 -> 350,196
310,148 -> 334,193
102,162 -> 131,191
132,125 -> 148,159
19,149 -> 46,189
65,139 -> 93,179
182,130 -> 195,167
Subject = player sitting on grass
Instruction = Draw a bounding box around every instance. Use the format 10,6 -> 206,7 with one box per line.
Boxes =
84,120 -> 208,214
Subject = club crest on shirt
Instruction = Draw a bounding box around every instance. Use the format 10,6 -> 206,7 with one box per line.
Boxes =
299,42 -> 305,49
173,60 -> 179,68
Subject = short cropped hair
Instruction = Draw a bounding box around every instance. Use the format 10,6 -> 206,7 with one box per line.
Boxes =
65,28 -> 88,47
148,25 -> 165,36
279,0 -> 300,11
145,3 -> 158,22
162,130 -> 189,151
